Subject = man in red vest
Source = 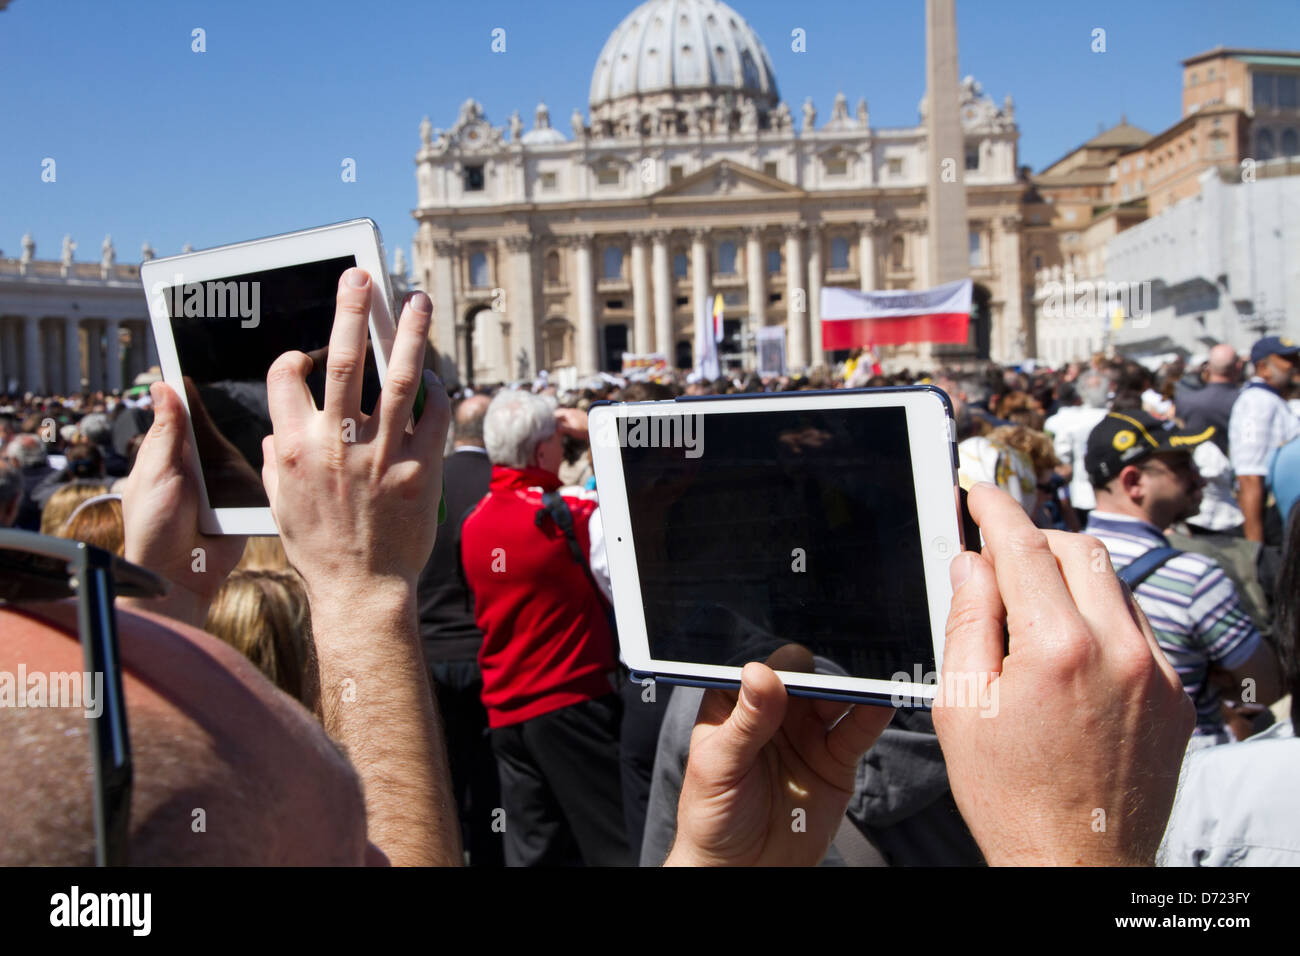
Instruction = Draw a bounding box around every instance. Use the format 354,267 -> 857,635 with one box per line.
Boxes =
460,389 -> 628,866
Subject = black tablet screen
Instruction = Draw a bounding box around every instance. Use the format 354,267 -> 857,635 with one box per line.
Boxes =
164,255 -> 382,508
619,404 -> 935,683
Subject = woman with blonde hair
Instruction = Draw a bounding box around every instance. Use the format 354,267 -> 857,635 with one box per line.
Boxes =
989,424 -> 1079,530
55,493 -> 125,555
39,481 -> 112,536
204,570 -> 319,714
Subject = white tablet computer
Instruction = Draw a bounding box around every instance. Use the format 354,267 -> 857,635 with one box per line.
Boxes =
589,386 -> 963,707
140,219 -> 398,535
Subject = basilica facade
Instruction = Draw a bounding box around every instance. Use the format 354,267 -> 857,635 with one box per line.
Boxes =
411,0 -> 1027,385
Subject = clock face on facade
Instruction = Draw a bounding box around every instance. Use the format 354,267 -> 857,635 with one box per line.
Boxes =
962,106 -> 977,123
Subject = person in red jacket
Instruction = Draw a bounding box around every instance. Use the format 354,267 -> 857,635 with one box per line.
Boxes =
460,389 -> 629,866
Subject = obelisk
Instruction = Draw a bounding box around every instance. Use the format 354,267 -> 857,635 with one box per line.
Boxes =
925,0 -> 969,288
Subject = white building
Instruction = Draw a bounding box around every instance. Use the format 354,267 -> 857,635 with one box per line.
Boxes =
411,0 -> 1027,385
1105,162 -> 1300,358
0,234 -> 157,395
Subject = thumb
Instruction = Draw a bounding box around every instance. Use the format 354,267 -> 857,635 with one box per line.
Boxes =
132,382 -> 187,481
691,662 -> 787,791
933,550 -> 1003,730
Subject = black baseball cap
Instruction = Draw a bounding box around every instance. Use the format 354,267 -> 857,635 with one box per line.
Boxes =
1250,335 -> 1299,365
1085,410 -> 1215,487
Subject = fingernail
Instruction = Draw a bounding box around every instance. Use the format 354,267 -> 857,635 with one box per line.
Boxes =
950,551 -> 974,592
409,291 -> 432,315
739,681 -> 760,712
345,268 -> 369,288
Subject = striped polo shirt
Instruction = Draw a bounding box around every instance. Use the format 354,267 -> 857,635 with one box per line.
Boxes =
1085,511 -> 1263,735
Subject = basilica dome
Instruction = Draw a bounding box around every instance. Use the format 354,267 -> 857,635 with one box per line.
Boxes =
589,0 -> 779,118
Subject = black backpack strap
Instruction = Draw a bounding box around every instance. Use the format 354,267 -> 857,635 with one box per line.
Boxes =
538,490 -> 588,569
1118,546 -> 1182,589
535,492 -> 620,664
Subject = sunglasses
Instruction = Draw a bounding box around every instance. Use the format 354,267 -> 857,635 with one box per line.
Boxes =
0,528 -> 167,866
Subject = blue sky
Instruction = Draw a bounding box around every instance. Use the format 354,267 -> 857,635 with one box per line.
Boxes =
1,0 -> 1296,268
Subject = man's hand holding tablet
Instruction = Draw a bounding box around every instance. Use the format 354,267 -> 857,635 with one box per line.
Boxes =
260,268 -> 460,866
665,644 -> 893,867
668,483 -> 1194,867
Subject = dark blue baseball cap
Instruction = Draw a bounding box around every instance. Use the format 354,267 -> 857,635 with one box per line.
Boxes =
1250,335 -> 1300,364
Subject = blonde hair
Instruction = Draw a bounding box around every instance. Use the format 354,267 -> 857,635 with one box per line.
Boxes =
236,535 -> 291,572
989,425 -> 1060,475
205,570 -> 318,712
56,497 -> 125,556
40,482 -> 112,536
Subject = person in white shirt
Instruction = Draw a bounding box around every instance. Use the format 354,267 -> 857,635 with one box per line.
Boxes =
1160,506 -> 1300,866
1229,336 -> 1300,543
1044,370 -> 1109,516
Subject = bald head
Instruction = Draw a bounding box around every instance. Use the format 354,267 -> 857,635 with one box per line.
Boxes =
452,395 -> 491,448
1207,345 -> 1241,383
0,601 -> 370,865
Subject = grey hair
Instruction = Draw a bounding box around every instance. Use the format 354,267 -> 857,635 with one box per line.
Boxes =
1078,371 -> 1110,409
79,413 -> 112,445
0,461 -> 22,511
5,434 -> 48,468
484,390 -> 557,468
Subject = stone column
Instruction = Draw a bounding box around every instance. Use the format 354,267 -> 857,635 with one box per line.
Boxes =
784,225 -> 807,369
630,232 -> 651,355
573,234 -> 598,375
24,316 -> 44,394
0,319 -> 14,391
506,234 -> 537,380
859,223 -> 878,292
431,240 -> 460,384
64,318 -> 81,394
807,223 -> 824,362
129,322 -> 147,380
998,215 -> 1024,362
745,226 -> 765,336
691,229 -> 710,361
911,222 -> 928,289
651,230 -> 673,359
104,319 -> 122,392
86,322 -> 104,393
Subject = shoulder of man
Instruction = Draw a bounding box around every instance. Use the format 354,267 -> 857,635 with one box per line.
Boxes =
560,490 -> 598,520
1160,547 -> 1225,582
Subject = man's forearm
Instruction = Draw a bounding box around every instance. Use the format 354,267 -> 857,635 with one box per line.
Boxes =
1238,475 -> 1265,543
310,583 -> 462,867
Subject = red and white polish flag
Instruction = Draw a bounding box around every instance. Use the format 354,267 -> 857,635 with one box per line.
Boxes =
820,279 -> 972,349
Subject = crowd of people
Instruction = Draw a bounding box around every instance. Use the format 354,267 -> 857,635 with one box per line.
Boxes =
2,267 -> 1297,867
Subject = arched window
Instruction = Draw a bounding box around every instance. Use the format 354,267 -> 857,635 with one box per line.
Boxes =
1282,128 -> 1299,157
1257,129 -> 1276,161
717,241 -> 737,275
890,235 -> 905,269
765,246 -> 782,274
830,236 -> 850,270
602,246 -> 624,279
469,251 -> 489,288
672,251 -> 688,278
545,250 -> 561,284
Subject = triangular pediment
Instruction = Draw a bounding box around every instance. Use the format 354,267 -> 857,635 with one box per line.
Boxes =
652,160 -> 804,200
